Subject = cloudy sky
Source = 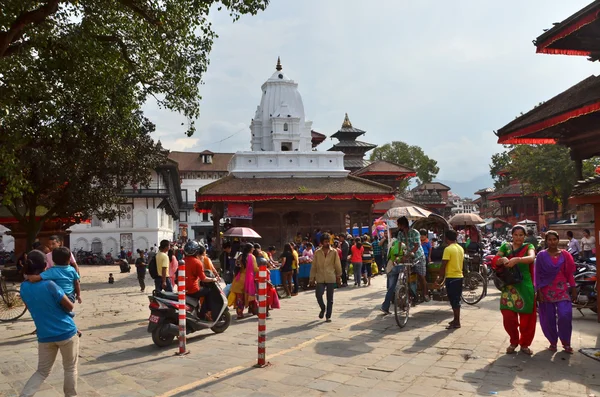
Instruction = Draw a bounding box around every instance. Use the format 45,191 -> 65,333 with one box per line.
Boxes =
146,0 -> 598,188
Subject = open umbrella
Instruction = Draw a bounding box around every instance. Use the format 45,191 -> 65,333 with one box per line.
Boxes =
449,213 -> 484,227
222,227 -> 261,239
517,219 -> 537,225
382,206 -> 432,221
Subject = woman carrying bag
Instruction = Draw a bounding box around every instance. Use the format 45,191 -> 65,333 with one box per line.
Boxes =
492,225 -> 536,355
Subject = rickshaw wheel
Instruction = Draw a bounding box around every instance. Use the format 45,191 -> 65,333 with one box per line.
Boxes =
461,271 -> 486,305
394,284 -> 410,328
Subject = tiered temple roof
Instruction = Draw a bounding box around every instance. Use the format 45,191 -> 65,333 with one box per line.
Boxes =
328,113 -> 377,171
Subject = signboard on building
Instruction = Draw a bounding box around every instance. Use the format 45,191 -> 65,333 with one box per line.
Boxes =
224,203 -> 253,220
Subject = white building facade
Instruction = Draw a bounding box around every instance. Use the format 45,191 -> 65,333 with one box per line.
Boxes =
168,150 -> 232,242
450,194 -> 480,215
69,163 -> 182,255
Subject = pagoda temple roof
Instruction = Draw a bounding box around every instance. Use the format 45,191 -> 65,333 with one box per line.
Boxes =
475,187 -> 495,196
571,174 -> 600,198
328,140 -> 378,149
330,113 -> 367,141
488,183 -> 538,200
413,182 -> 451,192
496,75 -> 600,146
343,159 -> 372,170
195,174 -> 394,204
311,130 -> 326,148
534,0 -> 600,59
353,160 -> 416,178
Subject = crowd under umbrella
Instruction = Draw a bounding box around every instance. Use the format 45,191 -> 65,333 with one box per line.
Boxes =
222,227 -> 262,239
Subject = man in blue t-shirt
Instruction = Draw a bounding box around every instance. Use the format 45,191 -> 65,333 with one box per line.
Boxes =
20,250 -> 79,397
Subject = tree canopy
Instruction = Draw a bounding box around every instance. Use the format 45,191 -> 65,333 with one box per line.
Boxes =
489,145 -> 600,218
0,0 -> 269,247
489,148 -> 512,190
369,141 -> 439,190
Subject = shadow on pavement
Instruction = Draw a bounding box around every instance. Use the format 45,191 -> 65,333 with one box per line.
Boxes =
403,328 -> 451,353
168,366 -> 258,397
0,336 -> 36,347
267,319 -> 322,339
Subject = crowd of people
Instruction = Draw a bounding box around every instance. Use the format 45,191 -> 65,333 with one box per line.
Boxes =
12,221 -> 593,396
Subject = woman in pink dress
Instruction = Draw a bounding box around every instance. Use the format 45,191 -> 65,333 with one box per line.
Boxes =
168,249 -> 179,291
535,230 -> 577,353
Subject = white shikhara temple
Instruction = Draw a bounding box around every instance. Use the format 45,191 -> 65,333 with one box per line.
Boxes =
196,59 -> 394,248
228,58 -> 348,179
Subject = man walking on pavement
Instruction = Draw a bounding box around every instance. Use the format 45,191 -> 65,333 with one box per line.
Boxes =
309,233 -> 342,322
338,234 -> 349,287
155,240 -> 173,292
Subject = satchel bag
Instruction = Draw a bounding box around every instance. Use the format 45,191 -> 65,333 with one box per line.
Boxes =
493,244 -> 527,288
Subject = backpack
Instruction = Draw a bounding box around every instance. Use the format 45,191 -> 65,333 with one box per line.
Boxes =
148,256 -> 159,279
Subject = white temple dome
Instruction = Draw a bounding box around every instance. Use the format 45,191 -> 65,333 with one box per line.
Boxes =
231,58 -> 348,179
251,57 -> 310,152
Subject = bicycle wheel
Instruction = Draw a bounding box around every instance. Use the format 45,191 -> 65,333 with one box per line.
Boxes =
0,289 -> 28,322
394,280 -> 410,328
461,272 -> 486,305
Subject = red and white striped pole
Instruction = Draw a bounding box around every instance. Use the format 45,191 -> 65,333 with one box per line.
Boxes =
176,260 -> 189,356
256,264 -> 269,367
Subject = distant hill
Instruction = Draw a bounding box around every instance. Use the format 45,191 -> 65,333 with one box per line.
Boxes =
438,174 -> 494,199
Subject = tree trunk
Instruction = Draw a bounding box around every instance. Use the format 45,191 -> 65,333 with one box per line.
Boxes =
25,219 -> 44,251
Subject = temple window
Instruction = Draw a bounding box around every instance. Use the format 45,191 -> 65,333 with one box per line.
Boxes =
283,123 -> 288,131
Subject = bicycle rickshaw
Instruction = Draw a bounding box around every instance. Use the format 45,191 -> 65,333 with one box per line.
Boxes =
389,213 -> 486,328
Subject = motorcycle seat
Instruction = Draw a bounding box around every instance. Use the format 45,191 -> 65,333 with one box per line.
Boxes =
157,291 -> 200,307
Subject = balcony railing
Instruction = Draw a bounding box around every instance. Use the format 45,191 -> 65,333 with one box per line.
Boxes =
120,188 -> 169,196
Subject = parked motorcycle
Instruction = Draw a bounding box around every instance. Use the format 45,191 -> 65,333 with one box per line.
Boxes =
573,263 -> 597,315
147,281 -> 231,347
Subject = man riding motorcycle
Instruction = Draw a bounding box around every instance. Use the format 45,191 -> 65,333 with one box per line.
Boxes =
184,241 -> 219,321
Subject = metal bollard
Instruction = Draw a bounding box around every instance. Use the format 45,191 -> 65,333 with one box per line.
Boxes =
256,265 -> 269,367
176,260 -> 189,356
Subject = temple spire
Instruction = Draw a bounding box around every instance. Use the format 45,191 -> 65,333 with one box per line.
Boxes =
342,113 -> 352,128
276,56 -> 282,71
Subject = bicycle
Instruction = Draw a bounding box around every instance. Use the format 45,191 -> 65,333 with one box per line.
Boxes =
0,270 -> 28,322
394,260 -> 487,328
393,262 -> 417,328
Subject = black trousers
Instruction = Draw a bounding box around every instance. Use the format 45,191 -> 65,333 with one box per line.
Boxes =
315,283 -> 335,319
341,260 -> 348,285
188,287 -> 220,320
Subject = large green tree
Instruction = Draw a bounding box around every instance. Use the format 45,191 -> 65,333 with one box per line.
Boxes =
0,0 -> 268,247
489,148 -> 512,190
490,145 -> 600,219
369,141 -> 439,190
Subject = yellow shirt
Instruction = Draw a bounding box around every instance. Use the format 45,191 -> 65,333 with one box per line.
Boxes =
442,243 -> 464,279
292,250 -> 299,270
156,252 -> 170,278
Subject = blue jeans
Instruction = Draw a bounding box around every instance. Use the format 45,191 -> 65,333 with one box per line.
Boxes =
382,265 -> 403,312
154,277 -> 173,293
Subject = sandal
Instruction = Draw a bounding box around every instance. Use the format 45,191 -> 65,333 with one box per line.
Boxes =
563,346 -> 574,354
445,324 -> 461,330
520,347 -> 533,356
548,345 -> 557,352
506,345 -> 518,354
